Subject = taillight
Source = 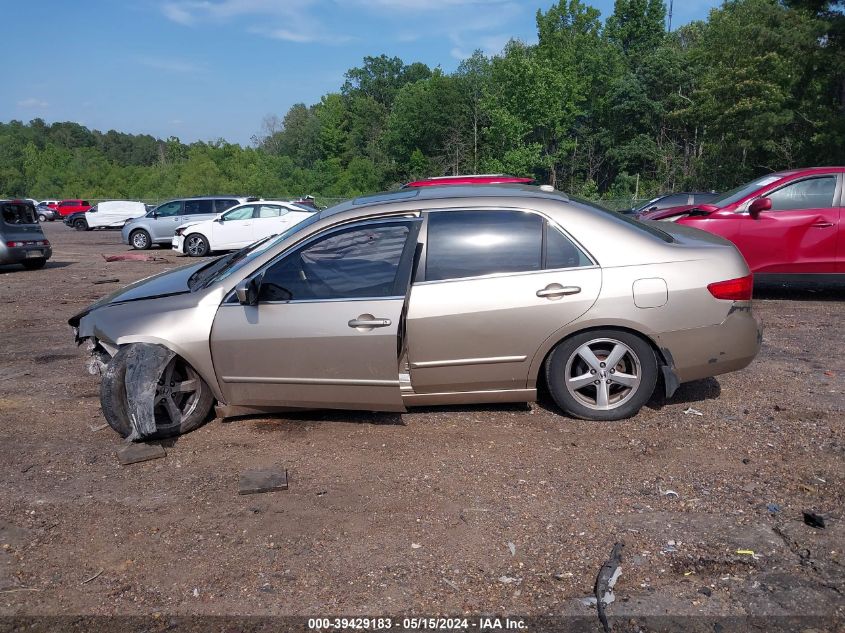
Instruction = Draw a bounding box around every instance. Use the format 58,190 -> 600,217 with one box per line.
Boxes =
708,274 -> 753,301
6,241 -> 22,247
41,240 -> 50,246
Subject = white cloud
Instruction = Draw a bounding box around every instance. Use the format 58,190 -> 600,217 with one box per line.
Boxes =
17,98 -> 48,109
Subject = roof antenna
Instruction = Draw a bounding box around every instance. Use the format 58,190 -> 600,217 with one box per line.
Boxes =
667,0 -> 673,32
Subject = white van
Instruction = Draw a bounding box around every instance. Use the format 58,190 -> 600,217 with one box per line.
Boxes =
80,201 -> 148,230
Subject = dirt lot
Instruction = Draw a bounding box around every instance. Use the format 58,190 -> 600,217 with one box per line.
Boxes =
0,223 -> 843,628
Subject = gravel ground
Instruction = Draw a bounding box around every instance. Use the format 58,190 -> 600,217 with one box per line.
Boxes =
0,223 -> 843,628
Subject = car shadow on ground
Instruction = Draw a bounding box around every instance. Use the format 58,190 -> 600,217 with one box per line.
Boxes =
646,376 -> 721,410
0,260 -> 74,274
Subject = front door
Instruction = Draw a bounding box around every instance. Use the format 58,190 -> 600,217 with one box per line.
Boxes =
150,200 -> 184,241
406,209 -> 601,393
214,204 -> 256,249
210,217 -> 421,410
739,174 -> 840,274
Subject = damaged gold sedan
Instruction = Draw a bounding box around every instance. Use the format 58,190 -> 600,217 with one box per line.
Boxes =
70,185 -> 762,440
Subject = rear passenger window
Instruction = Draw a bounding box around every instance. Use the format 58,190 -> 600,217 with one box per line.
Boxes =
184,199 -> 214,215
215,199 -> 238,213
425,211 -> 542,281
545,225 -> 592,269
257,205 -> 283,218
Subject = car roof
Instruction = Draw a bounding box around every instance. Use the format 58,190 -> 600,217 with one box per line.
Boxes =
322,184 -> 569,219
771,166 -> 845,178
403,174 -> 534,188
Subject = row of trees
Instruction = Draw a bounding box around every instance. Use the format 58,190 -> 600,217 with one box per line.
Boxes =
1,0 -> 843,204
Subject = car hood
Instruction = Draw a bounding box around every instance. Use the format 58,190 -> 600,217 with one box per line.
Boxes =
68,260 -> 208,326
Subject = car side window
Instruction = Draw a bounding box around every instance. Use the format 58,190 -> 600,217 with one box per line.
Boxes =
766,176 -> 837,211
259,222 -> 413,302
223,205 -> 255,221
155,201 -> 182,217
215,199 -> 238,213
257,205 -> 284,218
655,194 -> 688,209
425,210 -> 543,281
545,224 -> 592,269
184,199 -> 214,215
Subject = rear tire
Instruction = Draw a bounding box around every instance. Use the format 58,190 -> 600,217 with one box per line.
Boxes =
73,218 -> 89,231
100,344 -> 215,439
21,258 -> 47,270
545,329 -> 658,421
185,233 -> 210,257
130,229 -> 151,250
37,213 -> 47,222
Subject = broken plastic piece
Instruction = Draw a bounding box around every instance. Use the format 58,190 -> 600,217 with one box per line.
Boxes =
123,344 -> 176,441
683,407 -> 703,416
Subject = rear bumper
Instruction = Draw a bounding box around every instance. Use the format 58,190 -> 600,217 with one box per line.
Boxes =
0,244 -> 53,264
658,305 -> 762,384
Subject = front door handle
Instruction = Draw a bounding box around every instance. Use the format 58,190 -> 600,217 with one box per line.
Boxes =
348,314 -> 392,329
810,222 -> 834,228
537,284 -> 581,299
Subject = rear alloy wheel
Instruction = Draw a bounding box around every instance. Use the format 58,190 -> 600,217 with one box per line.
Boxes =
546,330 -> 657,421
130,229 -> 151,250
73,218 -> 89,231
100,345 -> 214,439
185,233 -> 210,257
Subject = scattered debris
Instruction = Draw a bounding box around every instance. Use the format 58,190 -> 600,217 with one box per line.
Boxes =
803,511 -> 826,529
735,549 -> 762,560
102,253 -> 166,262
498,575 -> 521,585
507,541 -> 516,557
698,586 -> 712,597
117,442 -> 166,466
411,543 -> 422,549
593,542 -> 624,633
443,578 -> 459,590
766,503 -> 781,514
553,572 -> 573,580
0,587 -> 40,593
81,568 -> 104,584
89,422 -> 109,432
92,278 -> 120,285
238,469 -> 289,495
316,490 -> 327,497
661,489 -> 679,499
682,407 -> 703,416
662,540 -> 678,554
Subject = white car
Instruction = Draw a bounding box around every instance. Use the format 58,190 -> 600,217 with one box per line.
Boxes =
172,200 -> 317,257
75,200 -> 148,230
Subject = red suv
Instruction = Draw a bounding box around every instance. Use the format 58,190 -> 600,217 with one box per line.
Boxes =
639,167 -> 844,274
57,199 -> 92,217
402,174 -> 534,188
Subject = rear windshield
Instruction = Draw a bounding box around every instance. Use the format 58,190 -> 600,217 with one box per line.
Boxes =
1,203 -> 37,225
569,195 -> 674,243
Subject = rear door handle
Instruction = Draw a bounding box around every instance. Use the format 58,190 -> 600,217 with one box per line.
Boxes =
348,315 -> 392,329
537,284 -> 581,299
810,222 -> 834,228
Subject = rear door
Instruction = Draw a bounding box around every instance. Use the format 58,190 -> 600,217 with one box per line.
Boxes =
183,199 -> 215,226
210,217 -> 422,410
739,174 -> 840,273
405,209 -> 601,394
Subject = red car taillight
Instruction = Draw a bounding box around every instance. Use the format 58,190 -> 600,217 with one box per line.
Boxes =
708,274 -> 753,301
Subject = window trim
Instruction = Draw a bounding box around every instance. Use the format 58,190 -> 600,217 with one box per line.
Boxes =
226,216 -> 423,305
414,207 -> 597,286
739,174 -> 842,213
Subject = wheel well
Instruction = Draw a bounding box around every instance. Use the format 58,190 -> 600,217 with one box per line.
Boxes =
535,325 -> 669,389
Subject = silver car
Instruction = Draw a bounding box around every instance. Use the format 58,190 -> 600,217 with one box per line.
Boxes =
121,196 -> 256,250
71,185 -> 761,440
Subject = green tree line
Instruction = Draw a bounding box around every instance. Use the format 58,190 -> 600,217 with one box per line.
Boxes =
1,0 -> 843,204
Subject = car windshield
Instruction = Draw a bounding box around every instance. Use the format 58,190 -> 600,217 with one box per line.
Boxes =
194,212 -> 323,288
633,197 -> 662,213
709,175 -> 781,207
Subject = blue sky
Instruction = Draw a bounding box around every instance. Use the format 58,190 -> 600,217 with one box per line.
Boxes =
1,0 -> 722,145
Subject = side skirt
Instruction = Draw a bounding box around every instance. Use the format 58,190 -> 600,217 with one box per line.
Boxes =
402,388 -> 537,407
